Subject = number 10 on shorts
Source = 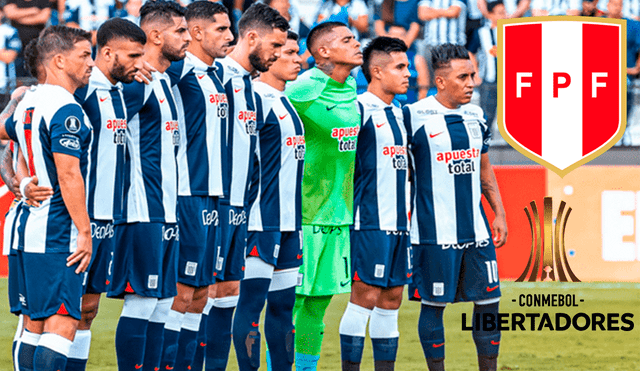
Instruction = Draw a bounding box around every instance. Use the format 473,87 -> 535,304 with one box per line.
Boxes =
485,260 -> 498,284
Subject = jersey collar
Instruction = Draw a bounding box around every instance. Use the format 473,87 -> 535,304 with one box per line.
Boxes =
186,51 -> 218,72
90,67 -> 123,91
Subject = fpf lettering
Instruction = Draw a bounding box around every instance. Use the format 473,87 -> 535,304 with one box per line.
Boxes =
516,72 -> 608,98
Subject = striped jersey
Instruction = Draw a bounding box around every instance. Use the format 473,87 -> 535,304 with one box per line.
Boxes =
215,56 -> 258,207
531,0 -> 580,15
0,23 -> 21,92
120,71 -> 180,224
74,67 -> 126,221
65,0 -> 113,31
403,96 -> 491,245
248,81 -> 305,232
353,92 -> 409,232
6,84 -> 93,253
419,0 -> 467,46
167,52 -> 227,197
470,25 -> 497,83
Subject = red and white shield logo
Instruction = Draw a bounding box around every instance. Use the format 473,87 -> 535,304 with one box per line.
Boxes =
498,17 -> 626,177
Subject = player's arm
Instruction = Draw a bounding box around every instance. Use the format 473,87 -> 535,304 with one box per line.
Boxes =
480,153 -> 507,248
510,0 -> 531,18
418,3 -> 446,21
0,87 -> 28,140
55,152 -> 92,273
18,147 -> 54,207
0,143 -> 19,197
404,22 -> 421,49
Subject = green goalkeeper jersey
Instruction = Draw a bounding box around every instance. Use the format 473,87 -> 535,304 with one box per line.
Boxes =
286,67 -> 360,226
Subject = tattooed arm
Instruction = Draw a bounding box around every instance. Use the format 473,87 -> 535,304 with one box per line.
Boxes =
480,153 -> 507,247
0,144 -> 19,197
0,86 -> 28,140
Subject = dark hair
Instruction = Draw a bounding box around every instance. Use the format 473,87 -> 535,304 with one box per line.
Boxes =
237,2 -> 289,37
185,1 -> 228,22
487,0 -> 504,13
23,39 -> 40,79
140,0 -> 186,27
380,0 -> 395,24
431,43 -> 470,72
362,36 -> 407,83
287,30 -> 298,41
306,21 -> 347,57
97,18 -> 147,49
37,25 -> 92,62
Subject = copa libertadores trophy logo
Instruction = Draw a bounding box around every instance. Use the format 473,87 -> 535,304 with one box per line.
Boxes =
516,197 -> 580,282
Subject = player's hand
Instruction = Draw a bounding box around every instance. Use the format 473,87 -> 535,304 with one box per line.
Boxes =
67,230 -> 92,274
10,86 -> 29,102
11,177 -> 21,199
24,176 -> 54,207
492,215 -> 508,248
134,61 -> 157,84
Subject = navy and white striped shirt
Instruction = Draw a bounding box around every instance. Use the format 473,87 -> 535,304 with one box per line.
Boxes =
403,96 -> 491,245
6,84 -> 93,253
0,24 -> 21,92
353,92 -> 409,232
419,0 -> 467,46
215,56 -> 258,207
75,68 -> 126,221
168,52 -> 227,197
248,81 -> 305,232
120,71 -> 180,224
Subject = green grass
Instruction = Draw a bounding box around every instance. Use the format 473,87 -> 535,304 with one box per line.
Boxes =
1,280 -> 639,370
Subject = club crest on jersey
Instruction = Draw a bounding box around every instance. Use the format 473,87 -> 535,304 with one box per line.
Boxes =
165,120 -> 180,146
499,17 -> 625,177
331,126 -> 359,152
286,136 -> 306,160
107,119 -> 127,145
436,149 -> 480,175
65,116 -> 81,133
468,122 -> 482,139
238,110 -> 257,136
209,94 -> 229,119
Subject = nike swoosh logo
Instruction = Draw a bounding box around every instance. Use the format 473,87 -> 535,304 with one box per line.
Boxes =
166,366 -> 174,370
99,96 -> 108,102
234,88 -> 242,93
200,342 -> 207,347
197,74 -> 205,79
326,105 -> 337,111
279,114 -> 288,120
486,285 -> 499,292
252,322 -> 259,327
375,122 -> 386,128
429,131 -> 444,138
491,340 -> 500,345
160,99 -> 166,104
297,254 -> 303,259
407,273 -> 412,278
340,280 -> 350,287
135,365 -> 143,369
432,343 -> 444,348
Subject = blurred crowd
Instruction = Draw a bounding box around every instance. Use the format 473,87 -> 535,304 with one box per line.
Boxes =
0,0 -> 638,142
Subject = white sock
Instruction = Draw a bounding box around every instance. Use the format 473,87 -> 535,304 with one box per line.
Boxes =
164,309 -> 185,332
369,307 -> 399,338
182,312 -> 202,332
68,330 -> 91,360
203,298 -> 214,315
38,333 -> 72,356
339,302 -> 372,337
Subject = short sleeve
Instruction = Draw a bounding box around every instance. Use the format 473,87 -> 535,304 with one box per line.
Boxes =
481,121 -> 491,153
122,81 -> 146,118
6,28 -> 21,53
166,60 -> 187,86
50,103 -> 89,158
5,112 -> 17,142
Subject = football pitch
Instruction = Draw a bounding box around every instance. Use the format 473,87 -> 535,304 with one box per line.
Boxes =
1,280 -> 639,371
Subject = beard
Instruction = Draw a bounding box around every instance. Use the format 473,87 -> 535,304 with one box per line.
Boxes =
248,43 -> 270,73
162,42 -> 187,62
111,55 -> 136,84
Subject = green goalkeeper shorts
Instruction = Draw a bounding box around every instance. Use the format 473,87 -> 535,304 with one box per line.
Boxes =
296,225 -> 351,296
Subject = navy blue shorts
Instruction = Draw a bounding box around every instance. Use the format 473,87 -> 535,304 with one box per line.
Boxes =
177,196 -> 220,287
351,230 -> 413,288
408,239 -> 501,303
108,222 -> 179,299
8,253 -> 22,315
17,250 -> 84,320
215,202 -> 247,282
85,220 -> 115,294
246,230 -> 302,270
